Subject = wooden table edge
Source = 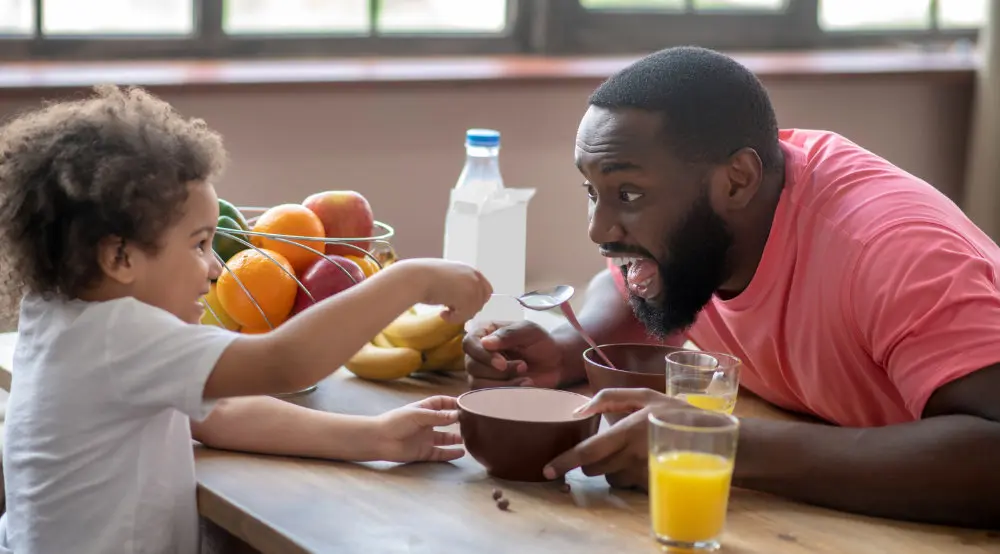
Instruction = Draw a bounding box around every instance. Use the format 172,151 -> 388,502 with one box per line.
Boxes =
198,478 -> 312,554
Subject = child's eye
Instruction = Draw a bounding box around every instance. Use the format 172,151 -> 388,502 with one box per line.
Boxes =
197,240 -> 209,252
620,191 -> 643,203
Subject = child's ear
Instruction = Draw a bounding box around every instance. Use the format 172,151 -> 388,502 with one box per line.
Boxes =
97,236 -> 137,285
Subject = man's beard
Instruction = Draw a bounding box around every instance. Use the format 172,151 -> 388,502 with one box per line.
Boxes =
629,192 -> 733,338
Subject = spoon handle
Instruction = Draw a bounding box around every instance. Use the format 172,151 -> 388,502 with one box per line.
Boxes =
557,303 -> 619,370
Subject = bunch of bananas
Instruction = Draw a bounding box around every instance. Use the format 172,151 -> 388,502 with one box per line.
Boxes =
344,305 -> 467,381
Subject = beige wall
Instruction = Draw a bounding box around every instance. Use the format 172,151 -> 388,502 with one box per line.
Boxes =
0,77 -> 974,294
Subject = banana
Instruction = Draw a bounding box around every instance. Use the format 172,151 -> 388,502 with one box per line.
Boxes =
420,333 -> 464,371
372,332 -> 394,348
382,307 -> 464,351
344,342 -> 422,381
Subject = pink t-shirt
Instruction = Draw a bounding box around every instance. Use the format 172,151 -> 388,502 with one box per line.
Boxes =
609,129 -> 1000,427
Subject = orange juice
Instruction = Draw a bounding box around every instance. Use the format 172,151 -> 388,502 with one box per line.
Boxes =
678,393 -> 736,414
649,451 -> 734,544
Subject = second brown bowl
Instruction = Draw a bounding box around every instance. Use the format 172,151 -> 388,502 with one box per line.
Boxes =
457,387 -> 600,482
583,343 -> 687,424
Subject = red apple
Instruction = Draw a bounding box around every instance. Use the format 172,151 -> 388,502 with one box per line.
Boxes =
291,256 -> 366,315
302,191 -> 375,257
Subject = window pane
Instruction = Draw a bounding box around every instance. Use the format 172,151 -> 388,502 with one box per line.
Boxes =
378,0 -> 507,33
819,0 -> 930,30
224,0 -> 368,35
693,0 -> 785,10
0,0 -> 32,34
43,0 -> 193,35
938,0 -> 987,28
580,0 -> 684,11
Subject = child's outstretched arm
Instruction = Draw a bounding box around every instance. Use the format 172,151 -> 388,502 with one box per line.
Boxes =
191,395 -> 464,463
203,258 -> 491,398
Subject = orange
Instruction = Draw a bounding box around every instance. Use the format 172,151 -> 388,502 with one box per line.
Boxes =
345,254 -> 380,278
250,204 -> 326,273
216,248 -> 298,330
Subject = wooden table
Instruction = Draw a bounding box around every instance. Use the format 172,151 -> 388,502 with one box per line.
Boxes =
0,332 -> 997,553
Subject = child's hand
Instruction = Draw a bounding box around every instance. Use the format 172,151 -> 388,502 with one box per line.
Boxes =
405,259 -> 493,324
372,396 -> 465,463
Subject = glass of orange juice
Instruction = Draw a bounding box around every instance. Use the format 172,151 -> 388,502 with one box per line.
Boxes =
648,408 -> 739,552
665,350 -> 741,414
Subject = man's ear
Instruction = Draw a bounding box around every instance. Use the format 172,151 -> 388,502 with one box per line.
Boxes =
96,236 -> 136,285
717,147 -> 763,211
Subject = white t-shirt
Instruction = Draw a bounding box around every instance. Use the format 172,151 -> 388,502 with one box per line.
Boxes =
0,295 -> 237,554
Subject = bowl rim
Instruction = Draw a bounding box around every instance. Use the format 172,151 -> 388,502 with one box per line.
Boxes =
456,387 -> 598,425
582,342 -> 688,376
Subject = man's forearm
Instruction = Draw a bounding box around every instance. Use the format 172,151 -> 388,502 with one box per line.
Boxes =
191,396 -> 381,461
735,415 -> 1000,529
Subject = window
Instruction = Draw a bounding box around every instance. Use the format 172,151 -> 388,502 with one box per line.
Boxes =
43,0 -> 193,35
223,0 -> 370,35
222,0 -> 508,36
819,0 -> 988,32
0,0 -> 32,34
0,0 -> 989,61
581,0 -> 787,12
560,0 -> 987,53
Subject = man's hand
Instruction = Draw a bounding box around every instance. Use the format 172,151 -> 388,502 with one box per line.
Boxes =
543,388 -> 691,490
371,396 -> 465,463
463,321 -> 566,389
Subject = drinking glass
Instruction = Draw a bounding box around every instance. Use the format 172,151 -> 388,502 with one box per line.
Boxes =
648,408 -> 740,552
665,350 -> 741,414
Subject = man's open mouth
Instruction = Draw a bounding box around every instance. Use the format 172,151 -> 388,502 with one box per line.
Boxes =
609,255 -> 661,301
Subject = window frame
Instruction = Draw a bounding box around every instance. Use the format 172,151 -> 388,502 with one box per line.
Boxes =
0,0 -> 530,61
0,0 -> 983,62
539,0 -> 982,54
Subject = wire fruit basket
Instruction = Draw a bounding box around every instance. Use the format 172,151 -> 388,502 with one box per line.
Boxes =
201,206 -> 397,397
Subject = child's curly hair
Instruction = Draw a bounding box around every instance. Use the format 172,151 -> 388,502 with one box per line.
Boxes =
0,85 -> 228,312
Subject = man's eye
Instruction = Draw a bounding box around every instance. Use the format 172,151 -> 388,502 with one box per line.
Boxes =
620,191 -> 643,202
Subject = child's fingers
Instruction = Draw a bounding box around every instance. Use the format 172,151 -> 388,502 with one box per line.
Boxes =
428,446 -> 466,462
440,308 -> 466,325
433,431 -> 462,446
411,408 -> 459,428
415,395 -> 458,411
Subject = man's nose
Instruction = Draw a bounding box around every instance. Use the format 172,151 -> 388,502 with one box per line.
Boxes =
588,200 -> 625,245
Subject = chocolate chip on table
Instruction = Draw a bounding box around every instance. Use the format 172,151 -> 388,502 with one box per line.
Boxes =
492,488 -> 503,501
496,498 -> 510,511
559,482 -> 571,494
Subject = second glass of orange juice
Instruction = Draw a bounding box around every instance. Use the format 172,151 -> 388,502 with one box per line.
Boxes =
648,408 -> 739,552
665,350 -> 741,414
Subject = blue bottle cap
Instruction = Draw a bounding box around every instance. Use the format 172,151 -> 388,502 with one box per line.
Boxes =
466,128 -> 500,147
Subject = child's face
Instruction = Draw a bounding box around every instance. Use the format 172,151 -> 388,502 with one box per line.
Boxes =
126,181 -> 223,323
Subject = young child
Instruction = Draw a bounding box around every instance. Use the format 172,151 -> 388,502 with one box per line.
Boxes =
0,85 -> 492,554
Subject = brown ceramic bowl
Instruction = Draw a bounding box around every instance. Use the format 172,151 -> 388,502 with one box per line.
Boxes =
457,387 -> 601,482
583,343 -> 686,424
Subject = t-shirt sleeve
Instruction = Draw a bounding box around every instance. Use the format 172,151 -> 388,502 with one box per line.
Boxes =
100,297 -> 238,421
850,223 -> 1000,418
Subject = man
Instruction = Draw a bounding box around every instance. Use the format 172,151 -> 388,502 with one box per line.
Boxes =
463,46 -> 1000,529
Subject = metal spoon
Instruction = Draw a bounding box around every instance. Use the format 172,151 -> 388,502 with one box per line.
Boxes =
494,284 -> 575,311
493,285 -> 619,370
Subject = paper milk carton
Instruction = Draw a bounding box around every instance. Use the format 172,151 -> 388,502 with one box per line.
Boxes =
443,129 -> 535,325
